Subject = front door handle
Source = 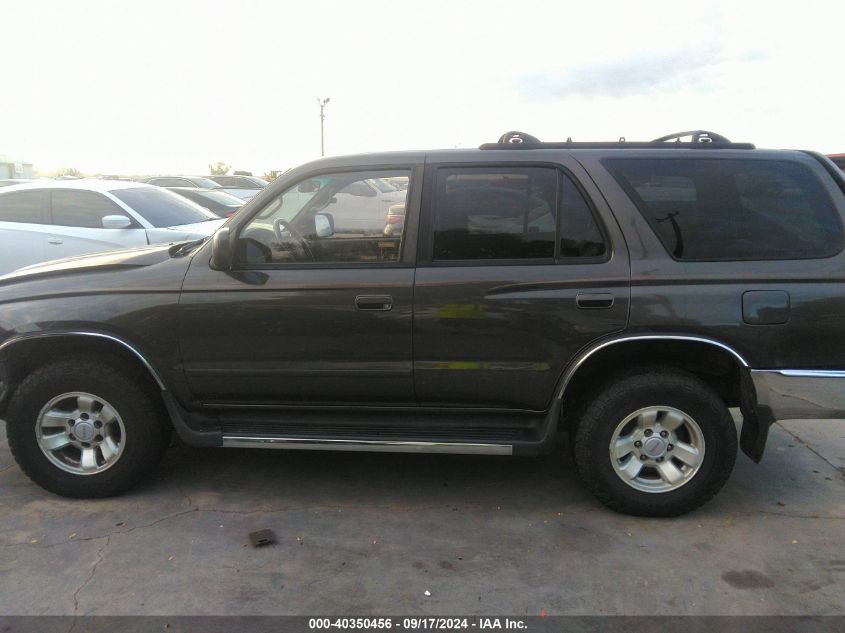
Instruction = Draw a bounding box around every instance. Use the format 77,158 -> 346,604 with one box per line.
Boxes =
355,294 -> 393,311
576,293 -> 614,309
47,237 -> 63,245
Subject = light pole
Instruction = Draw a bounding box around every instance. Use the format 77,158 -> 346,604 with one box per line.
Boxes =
317,97 -> 330,156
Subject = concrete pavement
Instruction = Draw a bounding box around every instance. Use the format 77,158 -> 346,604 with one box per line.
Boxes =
0,418 -> 843,616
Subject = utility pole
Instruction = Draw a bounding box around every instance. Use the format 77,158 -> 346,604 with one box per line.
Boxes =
317,97 -> 330,156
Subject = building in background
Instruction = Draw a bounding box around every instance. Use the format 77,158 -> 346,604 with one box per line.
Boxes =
0,154 -> 34,179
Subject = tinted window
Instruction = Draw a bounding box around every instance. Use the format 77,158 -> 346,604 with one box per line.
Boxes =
605,158 -> 843,261
432,167 -> 557,260
146,178 -> 184,187
171,189 -> 241,217
559,174 -> 606,258
238,170 -> 410,265
213,176 -> 238,186
0,190 -> 48,223
51,190 -> 130,228
111,187 -> 216,227
187,177 -> 221,189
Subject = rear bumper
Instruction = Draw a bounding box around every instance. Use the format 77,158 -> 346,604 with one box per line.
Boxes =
751,369 -> 845,420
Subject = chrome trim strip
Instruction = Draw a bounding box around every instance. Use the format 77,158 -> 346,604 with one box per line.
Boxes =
777,370 -> 845,378
751,369 -> 845,420
0,331 -> 167,390
557,334 -> 750,399
222,436 -> 513,455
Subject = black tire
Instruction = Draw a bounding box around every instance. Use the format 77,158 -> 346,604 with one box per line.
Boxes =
6,357 -> 170,498
573,367 -> 737,517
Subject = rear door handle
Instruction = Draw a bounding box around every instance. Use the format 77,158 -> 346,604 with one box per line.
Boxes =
576,293 -> 614,309
47,237 -> 63,245
355,294 -> 393,311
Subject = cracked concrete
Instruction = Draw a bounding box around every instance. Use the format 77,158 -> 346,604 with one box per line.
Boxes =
0,418 -> 843,615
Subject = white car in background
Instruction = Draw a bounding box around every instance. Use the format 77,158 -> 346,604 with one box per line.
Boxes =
0,179 -> 224,275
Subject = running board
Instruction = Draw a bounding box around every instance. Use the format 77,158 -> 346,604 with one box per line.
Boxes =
221,436 -> 513,455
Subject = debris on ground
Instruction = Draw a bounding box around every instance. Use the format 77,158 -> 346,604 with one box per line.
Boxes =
248,529 -> 277,547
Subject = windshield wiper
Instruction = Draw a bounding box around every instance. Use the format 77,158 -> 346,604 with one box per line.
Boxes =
169,237 -> 208,257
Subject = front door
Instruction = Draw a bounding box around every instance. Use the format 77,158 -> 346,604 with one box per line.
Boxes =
178,166 -> 421,407
413,159 -> 631,411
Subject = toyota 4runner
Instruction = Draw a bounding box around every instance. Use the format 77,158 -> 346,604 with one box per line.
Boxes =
2,130 -> 844,517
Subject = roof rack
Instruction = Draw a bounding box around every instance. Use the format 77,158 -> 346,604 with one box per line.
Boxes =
479,130 -> 755,150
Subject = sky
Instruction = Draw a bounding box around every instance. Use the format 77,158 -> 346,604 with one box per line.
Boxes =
1,0 -> 844,176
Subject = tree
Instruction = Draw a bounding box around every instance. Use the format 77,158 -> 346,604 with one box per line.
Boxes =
208,162 -> 231,176
55,167 -> 82,178
261,170 -> 284,182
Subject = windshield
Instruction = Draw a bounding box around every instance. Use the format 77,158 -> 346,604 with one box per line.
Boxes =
194,190 -> 242,206
111,187 -> 217,227
190,177 -> 223,189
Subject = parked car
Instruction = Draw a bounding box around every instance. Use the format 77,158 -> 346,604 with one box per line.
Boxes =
383,202 -> 405,236
141,175 -> 222,190
167,187 -> 244,218
2,130 -> 844,518
208,175 -> 268,201
283,176 -> 406,235
0,179 -> 34,188
0,179 -> 223,274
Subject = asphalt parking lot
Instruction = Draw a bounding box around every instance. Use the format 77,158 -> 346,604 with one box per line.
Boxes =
0,416 -> 843,616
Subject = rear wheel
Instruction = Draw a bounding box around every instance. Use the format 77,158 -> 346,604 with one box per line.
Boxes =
6,358 -> 169,497
573,367 -> 737,517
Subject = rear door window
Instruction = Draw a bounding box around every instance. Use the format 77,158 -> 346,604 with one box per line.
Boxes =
430,167 -> 606,262
604,158 -> 843,261
0,190 -> 49,224
51,190 -> 133,228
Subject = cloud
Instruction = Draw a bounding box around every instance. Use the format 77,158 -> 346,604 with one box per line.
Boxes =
518,46 -> 765,100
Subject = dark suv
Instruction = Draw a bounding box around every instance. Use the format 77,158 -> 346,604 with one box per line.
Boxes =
2,130 -> 844,517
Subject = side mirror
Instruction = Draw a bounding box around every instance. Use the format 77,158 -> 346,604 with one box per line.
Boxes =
315,213 -> 334,238
102,215 -> 132,229
210,226 -> 232,270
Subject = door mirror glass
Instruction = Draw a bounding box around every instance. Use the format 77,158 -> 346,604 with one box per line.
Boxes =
101,214 -> 132,229
314,213 -> 334,238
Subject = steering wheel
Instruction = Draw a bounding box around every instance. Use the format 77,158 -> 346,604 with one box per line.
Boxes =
273,218 -> 314,261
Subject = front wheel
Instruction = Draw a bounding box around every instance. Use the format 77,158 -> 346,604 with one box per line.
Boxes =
573,367 -> 737,517
6,358 -> 169,497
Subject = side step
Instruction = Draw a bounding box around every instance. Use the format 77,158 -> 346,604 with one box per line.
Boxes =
162,393 -> 563,456
222,436 -> 512,454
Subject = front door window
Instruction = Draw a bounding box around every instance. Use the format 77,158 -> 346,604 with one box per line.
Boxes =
237,171 -> 410,265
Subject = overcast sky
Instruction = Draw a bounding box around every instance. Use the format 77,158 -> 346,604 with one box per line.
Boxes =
1,0 -> 843,175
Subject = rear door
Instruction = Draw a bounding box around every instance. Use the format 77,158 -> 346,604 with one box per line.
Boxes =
0,189 -> 49,274
47,190 -> 147,258
413,156 -> 630,410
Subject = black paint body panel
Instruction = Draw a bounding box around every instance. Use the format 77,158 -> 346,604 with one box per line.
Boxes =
0,147 -> 843,449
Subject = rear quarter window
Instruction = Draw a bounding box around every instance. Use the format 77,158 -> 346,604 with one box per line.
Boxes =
604,158 -> 843,261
